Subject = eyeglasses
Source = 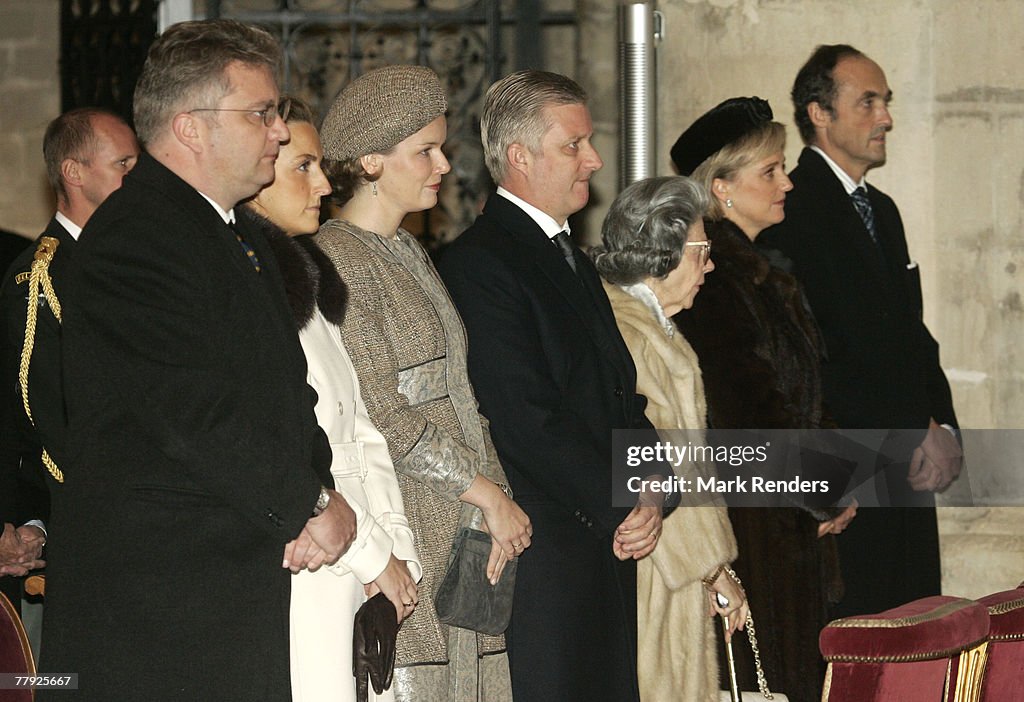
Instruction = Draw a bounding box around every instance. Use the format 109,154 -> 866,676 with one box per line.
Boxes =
685,240 -> 712,265
189,98 -> 291,127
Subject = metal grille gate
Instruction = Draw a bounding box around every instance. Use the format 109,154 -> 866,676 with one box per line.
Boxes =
205,0 -> 578,247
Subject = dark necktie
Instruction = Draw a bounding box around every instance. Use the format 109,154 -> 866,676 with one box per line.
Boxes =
552,230 -> 577,274
850,187 -> 879,245
230,221 -> 262,272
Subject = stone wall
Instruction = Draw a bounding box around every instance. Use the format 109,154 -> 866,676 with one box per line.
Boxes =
2,0 -> 1019,599
0,0 -> 59,238
580,0 -> 1023,600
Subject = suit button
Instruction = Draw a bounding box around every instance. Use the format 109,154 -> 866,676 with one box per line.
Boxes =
586,519 -> 593,528
614,386 -> 624,397
266,510 -> 283,527
338,401 -> 345,415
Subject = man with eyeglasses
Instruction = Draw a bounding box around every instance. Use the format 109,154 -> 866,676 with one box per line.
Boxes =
37,20 -> 355,701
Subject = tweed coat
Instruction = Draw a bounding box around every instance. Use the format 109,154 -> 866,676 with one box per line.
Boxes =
603,281 -> 737,702
39,153 -> 329,701
314,218 -> 508,697
675,218 -> 838,702
759,147 -> 957,617
438,193 -> 654,702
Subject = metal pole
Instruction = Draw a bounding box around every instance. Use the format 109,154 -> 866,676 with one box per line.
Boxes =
618,1 -> 661,189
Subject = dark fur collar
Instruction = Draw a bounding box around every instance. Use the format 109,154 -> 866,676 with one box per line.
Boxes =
240,209 -> 347,329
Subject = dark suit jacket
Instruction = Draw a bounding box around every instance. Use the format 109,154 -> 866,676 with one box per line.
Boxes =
439,193 -> 651,702
760,148 -> 956,431
0,224 -> 56,611
38,153 -> 330,701
759,147 -> 957,615
1,217 -> 75,472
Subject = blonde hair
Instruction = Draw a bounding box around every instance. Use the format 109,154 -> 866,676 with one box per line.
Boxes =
690,121 -> 786,220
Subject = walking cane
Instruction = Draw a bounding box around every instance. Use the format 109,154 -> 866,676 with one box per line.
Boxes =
719,592 -> 742,702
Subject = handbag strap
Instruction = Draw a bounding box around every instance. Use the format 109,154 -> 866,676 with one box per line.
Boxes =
725,566 -> 774,700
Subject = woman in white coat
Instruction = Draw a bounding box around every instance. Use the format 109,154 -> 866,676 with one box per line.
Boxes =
242,97 -> 421,702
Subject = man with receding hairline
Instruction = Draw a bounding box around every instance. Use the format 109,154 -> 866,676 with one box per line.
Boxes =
761,44 -> 961,618
0,107 -> 138,611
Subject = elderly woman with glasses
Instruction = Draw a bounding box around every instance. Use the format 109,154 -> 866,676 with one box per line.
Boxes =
670,97 -> 856,702
592,175 -> 748,702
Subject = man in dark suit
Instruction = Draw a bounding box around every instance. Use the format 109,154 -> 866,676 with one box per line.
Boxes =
760,44 -> 962,617
37,20 -> 355,701
0,108 -> 139,611
439,70 -> 663,702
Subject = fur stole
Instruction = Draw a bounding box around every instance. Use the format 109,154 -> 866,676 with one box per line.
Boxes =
240,209 -> 347,330
676,218 -> 825,430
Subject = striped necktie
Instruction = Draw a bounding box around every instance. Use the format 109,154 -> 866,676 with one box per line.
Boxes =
850,187 -> 878,245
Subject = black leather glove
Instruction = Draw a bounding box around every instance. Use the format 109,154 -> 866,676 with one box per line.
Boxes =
353,592 -> 398,702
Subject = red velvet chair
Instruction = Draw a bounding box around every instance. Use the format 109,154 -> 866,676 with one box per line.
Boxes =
977,585 -> 1024,701
0,590 -> 35,701
819,595 -> 990,702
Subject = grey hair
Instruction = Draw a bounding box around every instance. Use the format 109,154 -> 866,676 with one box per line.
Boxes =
593,176 -> 709,285
133,19 -> 281,146
481,70 -> 587,185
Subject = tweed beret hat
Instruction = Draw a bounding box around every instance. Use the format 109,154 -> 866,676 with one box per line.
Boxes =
321,65 -> 448,162
670,96 -> 773,176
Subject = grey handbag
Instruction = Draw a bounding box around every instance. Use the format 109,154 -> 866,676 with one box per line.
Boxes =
434,527 -> 517,635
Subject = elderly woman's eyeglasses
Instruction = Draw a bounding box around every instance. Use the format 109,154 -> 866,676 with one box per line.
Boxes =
685,240 -> 712,265
188,98 -> 291,127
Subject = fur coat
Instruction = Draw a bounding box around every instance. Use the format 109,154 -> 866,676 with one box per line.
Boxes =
604,281 -> 737,702
675,219 -> 824,431
675,219 -> 838,702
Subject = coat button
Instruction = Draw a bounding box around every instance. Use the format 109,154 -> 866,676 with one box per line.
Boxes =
338,401 -> 345,415
614,386 -> 624,397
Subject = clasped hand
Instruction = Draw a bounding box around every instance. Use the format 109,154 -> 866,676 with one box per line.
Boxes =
0,523 -> 46,577
908,419 -> 963,492
282,489 -> 357,573
613,499 -> 662,561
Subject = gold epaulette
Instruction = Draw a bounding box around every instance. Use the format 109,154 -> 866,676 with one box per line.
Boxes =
19,235 -> 64,483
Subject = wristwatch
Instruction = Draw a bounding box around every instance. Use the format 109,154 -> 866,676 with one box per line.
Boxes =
312,486 -> 331,517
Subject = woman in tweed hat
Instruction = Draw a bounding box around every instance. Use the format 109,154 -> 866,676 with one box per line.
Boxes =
315,65 -> 528,702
